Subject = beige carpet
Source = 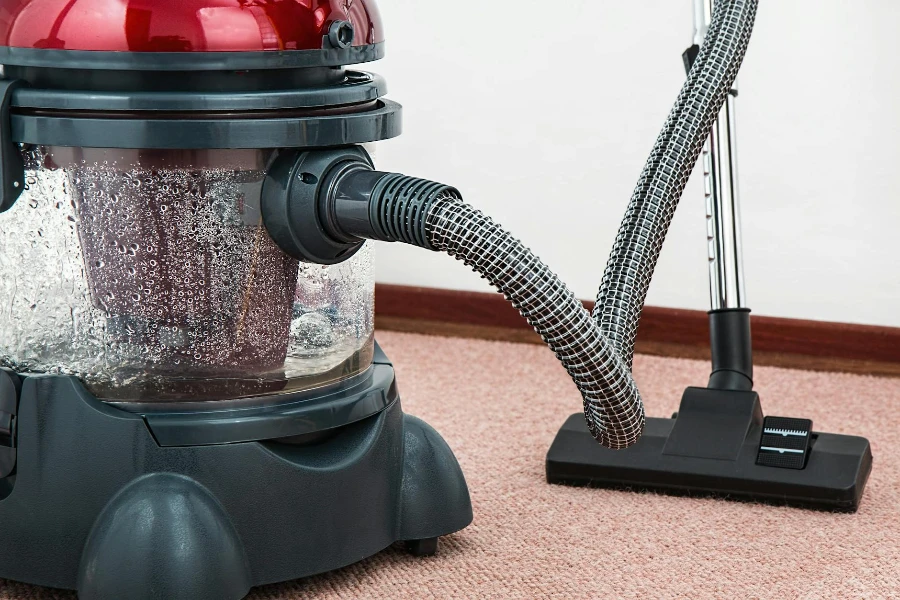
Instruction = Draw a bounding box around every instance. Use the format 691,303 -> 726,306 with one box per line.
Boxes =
2,331 -> 898,599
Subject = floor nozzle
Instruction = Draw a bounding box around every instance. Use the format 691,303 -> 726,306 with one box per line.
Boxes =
546,387 -> 872,512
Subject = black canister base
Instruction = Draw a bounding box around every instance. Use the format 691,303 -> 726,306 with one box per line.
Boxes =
0,349 -> 472,600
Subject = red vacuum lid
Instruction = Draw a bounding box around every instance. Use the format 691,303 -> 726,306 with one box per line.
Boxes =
0,0 -> 383,52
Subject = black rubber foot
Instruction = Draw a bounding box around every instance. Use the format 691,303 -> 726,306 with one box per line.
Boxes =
405,537 -> 439,557
546,387 -> 873,512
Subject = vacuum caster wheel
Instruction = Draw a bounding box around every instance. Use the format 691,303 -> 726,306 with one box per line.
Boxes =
405,537 -> 439,557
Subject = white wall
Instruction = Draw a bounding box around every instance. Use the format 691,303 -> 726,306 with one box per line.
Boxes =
369,0 -> 900,327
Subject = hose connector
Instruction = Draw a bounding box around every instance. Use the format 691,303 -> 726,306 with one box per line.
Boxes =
326,170 -> 460,250
261,147 -> 372,264
262,146 -> 459,264
261,146 -> 646,448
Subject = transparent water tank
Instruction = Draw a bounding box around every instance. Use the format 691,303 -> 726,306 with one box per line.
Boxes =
0,146 -> 375,403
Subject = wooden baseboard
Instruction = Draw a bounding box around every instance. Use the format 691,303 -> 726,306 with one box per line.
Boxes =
375,284 -> 900,377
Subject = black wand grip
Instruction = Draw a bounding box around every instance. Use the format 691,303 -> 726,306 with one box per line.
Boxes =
708,308 -> 753,391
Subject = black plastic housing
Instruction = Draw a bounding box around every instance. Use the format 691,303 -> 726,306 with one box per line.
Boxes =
708,308 -> 753,390
0,369 -> 18,479
546,387 -> 872,512
261,146 -> 373,264
0,345 -> 472,599
0,48 -> 401,211
261,147 -> 459,264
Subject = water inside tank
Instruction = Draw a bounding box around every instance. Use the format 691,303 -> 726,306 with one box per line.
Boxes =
0,146 -> 374,402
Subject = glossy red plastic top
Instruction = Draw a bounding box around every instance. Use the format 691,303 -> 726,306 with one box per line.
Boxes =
0,0 -> 383,52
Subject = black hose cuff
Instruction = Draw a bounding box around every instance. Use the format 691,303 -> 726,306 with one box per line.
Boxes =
328,169 -> 460,250
262,146 -> 461,264
707,309 -> 753,391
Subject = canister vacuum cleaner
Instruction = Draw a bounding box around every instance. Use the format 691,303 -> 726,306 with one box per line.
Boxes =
0,0 -> 872,598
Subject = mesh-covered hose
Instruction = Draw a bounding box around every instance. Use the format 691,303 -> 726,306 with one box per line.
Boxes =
594,0 -> 758,368
329,0 -> 757,448
424,0 -> 757,447
425,195 -> 643,448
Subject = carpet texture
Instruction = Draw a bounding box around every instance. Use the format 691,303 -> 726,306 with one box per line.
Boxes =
2,331 -> 897,599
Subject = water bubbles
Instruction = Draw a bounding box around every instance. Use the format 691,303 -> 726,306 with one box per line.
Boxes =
1,148 -> 374,401
291,312 -> 334,349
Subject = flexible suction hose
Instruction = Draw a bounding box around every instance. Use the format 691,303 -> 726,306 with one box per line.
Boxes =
425,196 -> 644,448
288,0 -> 758,448
594,0 -> 758,368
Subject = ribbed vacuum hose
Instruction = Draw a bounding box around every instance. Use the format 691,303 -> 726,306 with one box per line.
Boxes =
425,196 -> 644,448
594,0 -> 758,368
320,0 -> 757,448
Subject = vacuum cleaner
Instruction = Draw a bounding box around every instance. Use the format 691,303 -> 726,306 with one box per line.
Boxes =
545,0 -> 872,512
0,0 -> 871,598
